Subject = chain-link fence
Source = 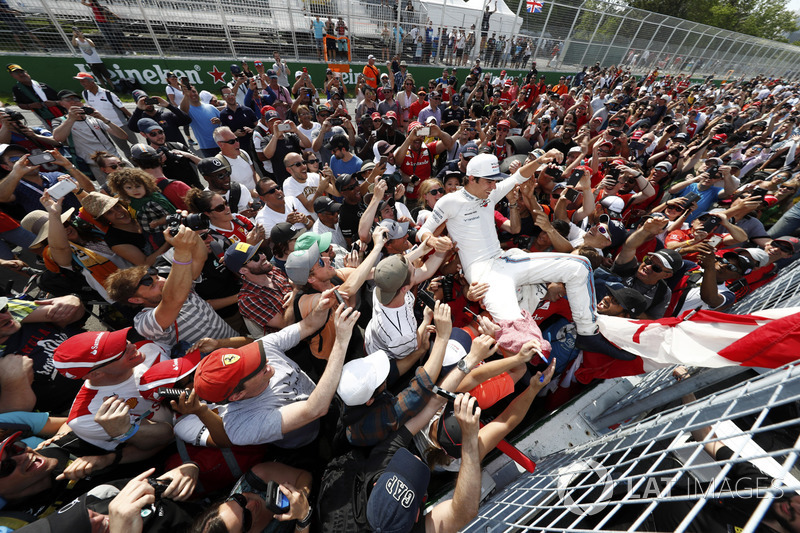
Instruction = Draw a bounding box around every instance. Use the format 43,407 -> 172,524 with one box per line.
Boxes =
3,0 -> 800,79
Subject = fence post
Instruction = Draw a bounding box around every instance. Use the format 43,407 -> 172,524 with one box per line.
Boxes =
395,3 -> 403,57
215,0 -> 237,57
598,11 -> 628,66
134,0 -> 164,58
286,3 -> 300,61
620,14 -> 648,67
37,0 -> 76,54
346,0 -> 353,62
578,7 -> 606,66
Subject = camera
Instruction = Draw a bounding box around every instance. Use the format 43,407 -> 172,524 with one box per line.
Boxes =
330,118 -> 343,126
165,213 -> 210,236
440,274 -> 455,303
147,477 -> 170,499
277,123 -> 292,132
1,108 -> 25,125
707,166 -> 719,180
145,97 -> 159,105
545,166 -> 563,180
156,387 -> 188,402
380,172 -> 403,198
81,106 -> 95,115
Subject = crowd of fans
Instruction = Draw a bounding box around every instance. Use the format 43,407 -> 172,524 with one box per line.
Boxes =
1,55 -> 800,533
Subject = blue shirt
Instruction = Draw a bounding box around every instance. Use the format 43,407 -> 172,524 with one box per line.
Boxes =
312,19 -> 325,39
15,172 -> 81,214
329,154 -> 363,178
187,103 -> 221,149
677,183 -> 722,222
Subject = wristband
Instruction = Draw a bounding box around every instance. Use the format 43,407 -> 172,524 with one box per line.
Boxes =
296,508 -> 312,530
110,422 -> 139,442
172,258 -> 193,265
508,203 -> 518,208
111,446 -> 124,466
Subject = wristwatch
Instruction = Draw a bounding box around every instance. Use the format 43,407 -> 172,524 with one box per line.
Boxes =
456,359 -> 471,374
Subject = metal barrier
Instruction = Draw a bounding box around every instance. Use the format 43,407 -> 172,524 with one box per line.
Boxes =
3,0 -> 800,79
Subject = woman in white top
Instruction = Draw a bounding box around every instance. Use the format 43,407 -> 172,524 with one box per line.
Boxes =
396,76 -> 418,129
165,72 -> 194,144
296,105 -> 321,157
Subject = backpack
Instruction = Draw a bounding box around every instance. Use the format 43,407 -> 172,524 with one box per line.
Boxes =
317,448 -> 371,532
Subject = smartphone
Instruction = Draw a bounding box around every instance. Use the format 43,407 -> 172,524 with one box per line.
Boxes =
145,97 -> 159,105
333,289 -> 345,306
751,187 -> 769,199
180,76 -> 192,89
418,290 -> 436,310
47,180 -> 77,200
255,77 -> 263,90
565,188 -> 580,202
684,192 -> 701,205
566,169 -> 583,187
277,123 -> 292,132
608,129 -> 622,138
81,106 -> 95,115
702,215 -> 721,233
29,151 -> 56,166
432,385 -> 458,402
379,155 -> 388,165
417,126 -> 430,137
264,481 -> 290,514
707,234 -> 723,248
156,387 -> 188,402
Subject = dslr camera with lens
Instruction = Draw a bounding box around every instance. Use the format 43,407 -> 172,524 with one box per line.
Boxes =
165,213 -> 210,236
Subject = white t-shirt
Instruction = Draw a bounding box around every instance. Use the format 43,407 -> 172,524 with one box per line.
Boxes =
365,290 -> 418,359
83,88 -> 126,127
173,403 -> 229,446
66,342 -> 171,450
75,38 -> 103,64
283,173 -> 320,207
297,123 -> 321,154
253,125 -> 274,173
166,85 -> 184,106
311,218 -> 348,249
222,325 -> 320,448
224,154 -> 257,193
255,196 -> 308,236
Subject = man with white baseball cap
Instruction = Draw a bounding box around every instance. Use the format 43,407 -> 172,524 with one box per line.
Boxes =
418,151 -> 637,360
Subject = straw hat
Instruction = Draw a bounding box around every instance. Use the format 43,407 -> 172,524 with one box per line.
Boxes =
20,207 -> 75,247
81,192 -> 119,219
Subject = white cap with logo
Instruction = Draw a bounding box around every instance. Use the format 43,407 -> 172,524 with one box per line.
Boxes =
466,153 -> 509,181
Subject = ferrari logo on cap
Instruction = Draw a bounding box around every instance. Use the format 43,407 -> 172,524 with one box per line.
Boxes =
222,354 -> 240,365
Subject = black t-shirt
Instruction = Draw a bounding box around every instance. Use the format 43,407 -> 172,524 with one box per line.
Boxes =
160,142 -> 201,188
193,250 -> 242,319
542,137 -> 578,159
339,200 -> 363,244
262,133 -> 302,185
442,106 -> 466,135
104,226 -> 150,255
2,322 -> 84,414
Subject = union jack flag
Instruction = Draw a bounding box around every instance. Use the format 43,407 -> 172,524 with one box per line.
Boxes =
526,0 -> 543,12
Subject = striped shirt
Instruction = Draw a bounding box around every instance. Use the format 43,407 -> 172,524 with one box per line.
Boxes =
364,290 -> 418,359
134,290 -> 236,347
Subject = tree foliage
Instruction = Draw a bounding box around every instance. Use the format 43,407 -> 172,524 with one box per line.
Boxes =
628,0 -> 798,40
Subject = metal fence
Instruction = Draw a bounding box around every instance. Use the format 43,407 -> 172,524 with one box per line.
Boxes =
4,0 -> 800,79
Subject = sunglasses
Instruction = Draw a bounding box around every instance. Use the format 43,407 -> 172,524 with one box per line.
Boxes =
199,230 -> 212,239
306,158 -> 319,165
138,266 -> 159,287
0,304 -> 8,314
208,199 -> 229,212
665,204 -> 685,212
262,187 -> 280,195
428,188 -> 445,195
226,493 -> 253,533
0,439 -> 27,478
595,225 -> 610,238
496,127 -> 509,132
106,163 -> 121,170
288,161 -> 307,168
147,130 -> 165,136
643,255 -> 671,274
340,182 -> 358,192
717,257 -> 742,273
219,139 -> 239,145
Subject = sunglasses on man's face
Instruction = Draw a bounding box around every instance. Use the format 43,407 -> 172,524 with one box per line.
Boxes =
138,266 -> 159,287
717,257 -> 742,273
0,440 -> 27,478
643,255 -> 671,274
288,161 -> 307,168
262,187 -> 280,195
219,139 -> 239,145
226,493 -> 253,533
0,303 -> 9,314
208,198 -> 229,212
